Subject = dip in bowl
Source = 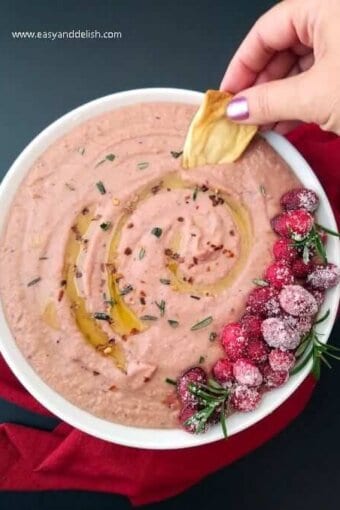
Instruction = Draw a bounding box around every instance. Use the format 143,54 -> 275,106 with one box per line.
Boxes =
0,88 -> 339,449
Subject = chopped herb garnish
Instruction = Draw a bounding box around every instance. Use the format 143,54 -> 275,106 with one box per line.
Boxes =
160,278 -> 171,285
93,312 -> 111,321
165,377 -> 177,385
137,161 -> 149,170
139,247 -> 146,260
168,319 -> 179,328
39,256 -> 49,260
120,284 -> 133,296
199,356 -> 205,364
65,182 -> 75,191
151,227 -> 162,238
191,316 -> 213,331
259,184 -> 266,196
96,154 -> 116,167
170,150 -> 183,159
140,315 -> 158,321
209,331 -> 217,342
190,295 -> 201,300
192,186 -> 199,201
155,299 -> 166,316
104,299 -> 116,307
27,277 -> 41,287
100,221 -> 112,231
96,181 -> 106,195
77,147 -> 85,155
252,278 -> 269,287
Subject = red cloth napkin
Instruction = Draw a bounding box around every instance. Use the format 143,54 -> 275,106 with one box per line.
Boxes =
0,124 -> 339,505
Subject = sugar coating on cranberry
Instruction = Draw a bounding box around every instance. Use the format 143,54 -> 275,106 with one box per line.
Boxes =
273,238 -> 298,263
269,349 -> 295,372
212,358 -> 234,385
265,261 -> 294,289
179,405 -> 203,433
246,286 -> 279,317
262,364 -> 289,388
307,287 -> 325,307
306,263 -> 340,290
240,314 -> 263,340
233,358 -> 263,387
280,188 -> 319,213
271,210 -> 314,239
230,385 -> 261,412
284,313 -> 312,336
261,317 -> 301,350
291,258 -> 314,279
279,285 -> 318,317
177,367 -> 207,407
220,323 -> 248,361
246,338 -> 269,364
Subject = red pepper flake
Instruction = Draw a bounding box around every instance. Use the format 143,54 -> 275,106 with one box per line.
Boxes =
121,335 -> 128,342
109,384 -> 117,391
143,376 -> 151,383
130,328 -> 139,335
201,184 -> 209,192
207,266 -> 211,272
140,296 -> 146,305
58,289 -> 64,302
92,370 -> 100,376
229,230 -> 235,236
151,182 -> 163,194
193,256 -> 198,265
75,270 -> 83,278
81,206 -> 89,215
209,194 -> 225,207
124,247 -> 132,255
177,217 -> 184,222
188,276 -> 194,284
127,222 -> 134,229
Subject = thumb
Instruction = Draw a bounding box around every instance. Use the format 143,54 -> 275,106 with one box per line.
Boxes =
226,72 -> 314,125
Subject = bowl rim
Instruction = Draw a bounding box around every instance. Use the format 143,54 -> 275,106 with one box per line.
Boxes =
0,87 -> 339,450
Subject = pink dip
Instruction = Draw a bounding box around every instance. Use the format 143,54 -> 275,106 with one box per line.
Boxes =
0,102 -> 300,428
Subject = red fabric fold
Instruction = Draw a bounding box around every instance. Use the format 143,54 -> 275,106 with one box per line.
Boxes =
0,124 -> 339,505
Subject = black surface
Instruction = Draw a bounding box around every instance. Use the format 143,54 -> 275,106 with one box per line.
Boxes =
1,1 -> 340,509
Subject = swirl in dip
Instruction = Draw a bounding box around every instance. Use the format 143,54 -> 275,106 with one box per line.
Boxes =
0,102 -> 300,428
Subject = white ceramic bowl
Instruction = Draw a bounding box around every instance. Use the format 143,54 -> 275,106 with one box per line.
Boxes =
0,88 -> 339,450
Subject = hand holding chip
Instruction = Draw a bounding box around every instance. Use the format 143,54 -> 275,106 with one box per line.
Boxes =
220,0 -> 340,135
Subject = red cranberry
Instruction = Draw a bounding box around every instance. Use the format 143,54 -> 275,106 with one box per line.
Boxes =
177,367 -> 207,407
268,349 -> 295,372
230,385 -> 261,412
261,317 -> 301,350
262,364 -> 289,388
220,323 -> 248,361
240,314 -> 263,339
246,338 -> 269,364
279,284 -> 318,316
233,358 -> 263,386
306,263 -> 340,290
265,261 -> 294,289
291,258 -> 314,278
212,358 -> 234,385
273,238 -> 298,263
271,209 -> 314,239
280,188 -> 319,213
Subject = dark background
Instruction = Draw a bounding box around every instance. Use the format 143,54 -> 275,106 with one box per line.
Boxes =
1,1 -> 340,509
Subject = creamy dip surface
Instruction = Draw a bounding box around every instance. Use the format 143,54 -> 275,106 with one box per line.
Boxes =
0,102 -> 300,428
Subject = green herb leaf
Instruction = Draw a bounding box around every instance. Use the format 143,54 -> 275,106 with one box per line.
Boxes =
160,278 -> 171,285
96,181 -> 106,195
168,319 -> 179,328
191,316 -> 213,331
316,223 -> 340,238
252,278 -> 269,287
259,184 -> 266,196
170,150 -> 183,159
139,247 -> 146,260
165,377 -> 177,385
220,400 -> 228,439
140,315 -> 158,321
77,147 -> 85,155
27,276 -> 41,287
315,309 -> 330,324
93,312 -> 111,321
209,332 -> 217,342
120,284 -> 133,296
190,295 -> 201,300
151,227 -> 162,238
100,221 -> 112,231
192,186 -> 199,201
106,153 -> 115,161
155,299 -> 166,316
199,356 -> 205,364
137,161 -> 149,170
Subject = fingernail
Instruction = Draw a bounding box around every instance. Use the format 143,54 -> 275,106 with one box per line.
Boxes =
226,97 -> 249,120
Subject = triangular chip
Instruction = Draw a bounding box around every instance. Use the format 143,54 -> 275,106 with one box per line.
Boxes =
182,90 -> 257,168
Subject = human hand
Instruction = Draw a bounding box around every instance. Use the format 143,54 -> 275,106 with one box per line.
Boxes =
220,0 -> 340,134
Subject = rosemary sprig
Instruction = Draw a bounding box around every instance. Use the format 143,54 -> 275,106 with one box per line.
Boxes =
290,309 -> 339,378
292,224 -> 335,264
184,379 -> 229,437
191,316 -> 213,331
315,223 -> 340,238
155,299 -> 166,316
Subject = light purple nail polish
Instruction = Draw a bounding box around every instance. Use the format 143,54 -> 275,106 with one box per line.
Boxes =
227,97 -> 249,120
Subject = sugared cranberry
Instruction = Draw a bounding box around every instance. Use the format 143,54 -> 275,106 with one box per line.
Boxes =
262,364 -> 289,388
261,317 -> 301,350
306,263 -> 340,290
246,286 -> 279,317
179,405 -> 202,433
280,188 -> 319,213
240,314 -> 263,339
233,358 -> 263,386
230,385 -> 261,412
220,323 -> 248,361
273,238 -> 298,263
291,258 -> 314,278
177,367 -> 207,407
246,338 -> 269,364
271,210 -> 314,239
279,284 -> 318,316
307,287 -> 325,307
212,358 -> 234,385
269,349 -> 295,372
283,314 -> 312,336
265,261 -> 294,289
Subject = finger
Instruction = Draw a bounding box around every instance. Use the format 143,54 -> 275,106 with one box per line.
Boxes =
226,70 -> 313,125
254,50 -> 297,85
220,1 -> 313,93
273,120 -> 302,134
